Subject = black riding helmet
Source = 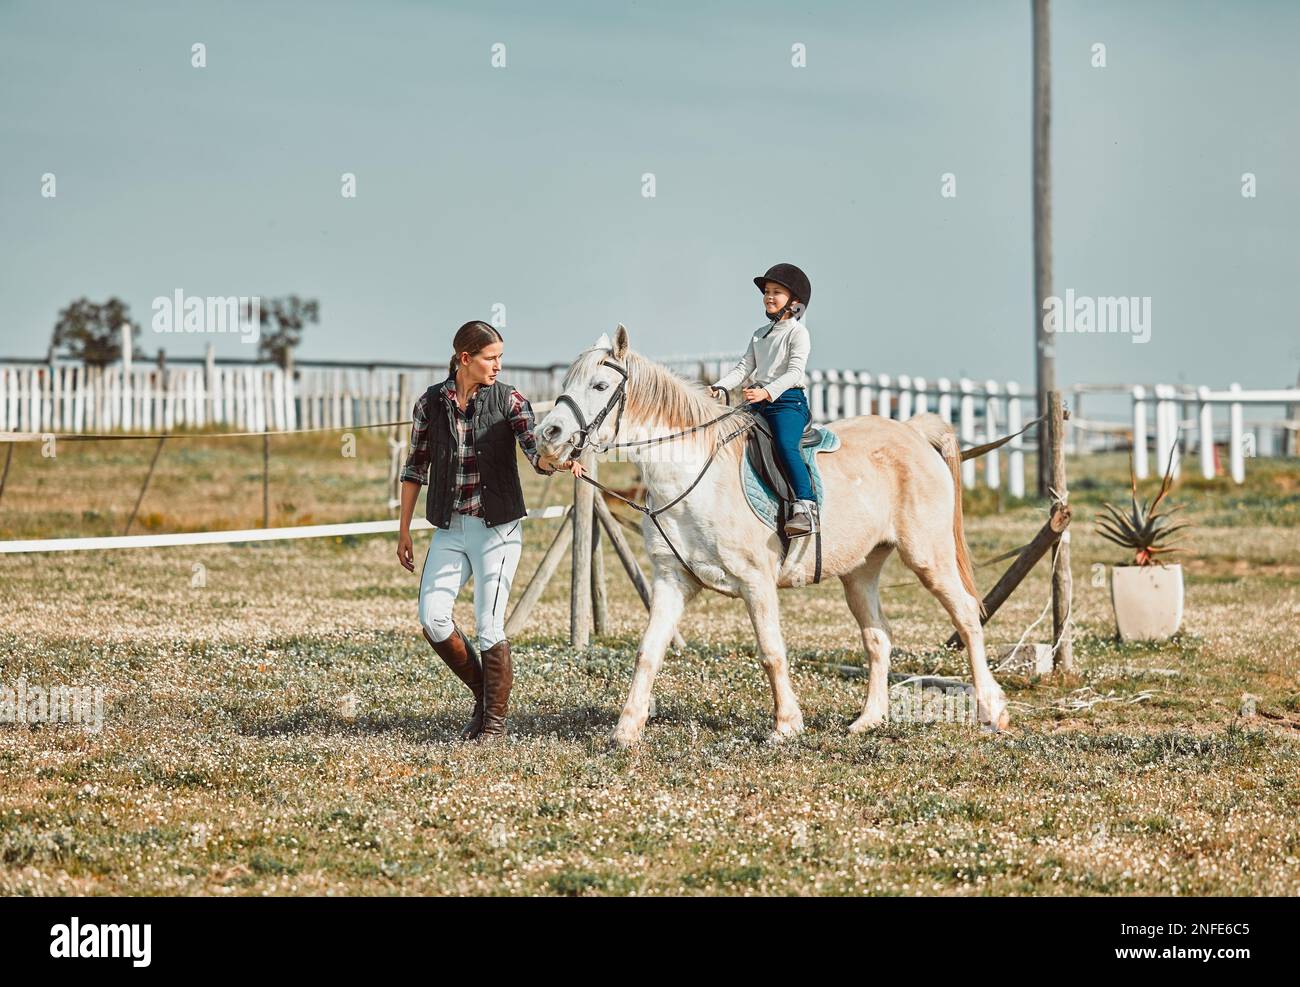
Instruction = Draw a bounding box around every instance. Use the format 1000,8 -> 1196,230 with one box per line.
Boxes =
753,263 -> 811,316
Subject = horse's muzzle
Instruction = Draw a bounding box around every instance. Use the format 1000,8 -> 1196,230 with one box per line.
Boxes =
535,412 -> 576,460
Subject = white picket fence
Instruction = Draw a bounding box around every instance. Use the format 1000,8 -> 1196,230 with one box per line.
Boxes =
1131,383 -> 1299,483
7,341 -> 1292,492
805,370 -> 1030,494
0,361 -> 568,435
0,362 -> 297,433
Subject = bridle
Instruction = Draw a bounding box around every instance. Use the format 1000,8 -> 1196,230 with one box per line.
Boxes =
554,356 -> 628,460
551,352 -> 756,585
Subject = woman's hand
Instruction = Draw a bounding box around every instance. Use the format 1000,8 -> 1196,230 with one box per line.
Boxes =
743,386 -> 771,403
710,386 -> 726,401
397,529 -> 415,572
538,452 -> 585,478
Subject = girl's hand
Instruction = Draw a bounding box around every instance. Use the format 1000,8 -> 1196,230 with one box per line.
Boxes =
397,529 -> 415,572
743,386 -> 771,403
564,459 -> 586,479
709,386 -> 726,401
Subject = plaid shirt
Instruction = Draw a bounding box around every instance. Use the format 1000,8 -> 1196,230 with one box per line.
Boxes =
400,378 -> 552,517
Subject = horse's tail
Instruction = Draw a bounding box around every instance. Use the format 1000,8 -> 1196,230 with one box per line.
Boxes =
904,413 -> 985,617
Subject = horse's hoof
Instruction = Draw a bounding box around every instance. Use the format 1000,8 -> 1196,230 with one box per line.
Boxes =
848,712 -> 886,733
767,720 -> 803,744
979,693 -> 1011,733
609,727 -> 640,751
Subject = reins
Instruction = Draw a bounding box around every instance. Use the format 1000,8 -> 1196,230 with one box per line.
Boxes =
557,354 -> 756,585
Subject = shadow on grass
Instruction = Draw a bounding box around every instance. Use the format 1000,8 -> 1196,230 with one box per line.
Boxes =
232,703 -> 632,743
229,698 -> 760,745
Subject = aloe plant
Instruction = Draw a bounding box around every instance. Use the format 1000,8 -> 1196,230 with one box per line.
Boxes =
1095,446 -> 1191,566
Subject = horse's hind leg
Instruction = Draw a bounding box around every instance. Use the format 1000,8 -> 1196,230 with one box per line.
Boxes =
896,537 -> 1009,731
739,580 -> 804,741
840,545 -> 895,732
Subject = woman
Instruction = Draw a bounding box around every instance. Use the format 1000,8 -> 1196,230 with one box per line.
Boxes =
397,320 -> 577,743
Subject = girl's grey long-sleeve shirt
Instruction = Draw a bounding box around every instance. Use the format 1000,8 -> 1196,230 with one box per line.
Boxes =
712,317 -> 811,401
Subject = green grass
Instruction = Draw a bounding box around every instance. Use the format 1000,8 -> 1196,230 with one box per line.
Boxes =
1,443 -> 1298,894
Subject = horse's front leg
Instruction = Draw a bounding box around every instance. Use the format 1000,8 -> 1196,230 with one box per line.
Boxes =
611,569 -> 698,749
741,581 -> 804,742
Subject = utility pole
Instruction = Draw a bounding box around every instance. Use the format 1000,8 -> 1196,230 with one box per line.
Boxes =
1033,0 -> 1054,498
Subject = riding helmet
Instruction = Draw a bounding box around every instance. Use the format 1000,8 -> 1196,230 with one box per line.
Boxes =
753,263 -> 811,312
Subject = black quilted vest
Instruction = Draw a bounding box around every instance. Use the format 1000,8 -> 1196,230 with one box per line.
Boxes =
423,379 -> 527,529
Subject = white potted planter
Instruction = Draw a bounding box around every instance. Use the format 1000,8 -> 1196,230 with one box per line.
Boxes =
1110,563 -> 1184,642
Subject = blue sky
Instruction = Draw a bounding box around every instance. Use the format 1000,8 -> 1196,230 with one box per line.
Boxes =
1,0 -> 1296,393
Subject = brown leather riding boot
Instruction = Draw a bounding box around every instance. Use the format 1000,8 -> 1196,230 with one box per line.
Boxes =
423,626 -> 484,740
477,639 -> 513,743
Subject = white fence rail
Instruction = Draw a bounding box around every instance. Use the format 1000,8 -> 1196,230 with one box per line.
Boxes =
805,370 -> 1028,495
1060,382 -> 1298,484
1132,383 -> 1299,484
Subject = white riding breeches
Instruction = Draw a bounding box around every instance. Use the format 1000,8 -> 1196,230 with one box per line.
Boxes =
418,512 -> 524,651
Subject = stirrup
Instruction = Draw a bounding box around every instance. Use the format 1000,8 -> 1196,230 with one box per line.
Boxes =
783,502 -> 818,539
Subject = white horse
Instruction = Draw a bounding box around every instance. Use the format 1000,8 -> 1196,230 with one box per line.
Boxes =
536,326 -> 1009,748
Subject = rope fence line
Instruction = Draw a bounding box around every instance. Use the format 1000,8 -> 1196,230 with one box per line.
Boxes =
0,401 -> 561,444
0,419 -> 414,443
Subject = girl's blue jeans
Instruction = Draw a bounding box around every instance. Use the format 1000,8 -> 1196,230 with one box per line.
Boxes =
753,387 -> 815,502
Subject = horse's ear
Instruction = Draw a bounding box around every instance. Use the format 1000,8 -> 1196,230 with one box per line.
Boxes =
593,332 -> 612,351
613,323 -> 630,359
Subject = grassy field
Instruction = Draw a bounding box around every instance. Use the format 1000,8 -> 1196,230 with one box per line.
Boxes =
1,433 -> 1298,895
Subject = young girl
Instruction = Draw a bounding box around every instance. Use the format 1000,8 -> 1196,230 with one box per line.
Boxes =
396,320 -> 579,742
711,263 -> 816,538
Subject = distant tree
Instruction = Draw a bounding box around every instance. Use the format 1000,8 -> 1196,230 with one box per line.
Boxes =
50,297 -> 144,366
243,296 -> 319,368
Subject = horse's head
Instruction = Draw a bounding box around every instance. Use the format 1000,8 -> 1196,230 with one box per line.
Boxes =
537,324 -> 632,461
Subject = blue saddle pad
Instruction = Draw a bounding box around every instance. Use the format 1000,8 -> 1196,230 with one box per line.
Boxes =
742,427 -> 841,531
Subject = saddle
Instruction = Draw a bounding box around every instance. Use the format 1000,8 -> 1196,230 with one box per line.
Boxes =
741,419 -> 842,583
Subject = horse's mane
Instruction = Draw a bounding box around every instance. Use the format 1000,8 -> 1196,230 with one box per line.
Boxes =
562,346 -> 754,454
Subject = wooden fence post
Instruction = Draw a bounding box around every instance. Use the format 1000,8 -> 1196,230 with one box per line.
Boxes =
505,506 -> 574,639
262,432 -> 271,528
390,374 -> 410,514
570,451 -> 595,646
1048,390 -> 1073,673
593,494 -> 685,651
589,460 -> 607,636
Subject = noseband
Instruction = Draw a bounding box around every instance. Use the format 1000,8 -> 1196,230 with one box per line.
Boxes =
555,356 -> 628,457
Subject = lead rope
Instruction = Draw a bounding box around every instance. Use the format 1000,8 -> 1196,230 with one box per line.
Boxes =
575,415 -> 756,587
